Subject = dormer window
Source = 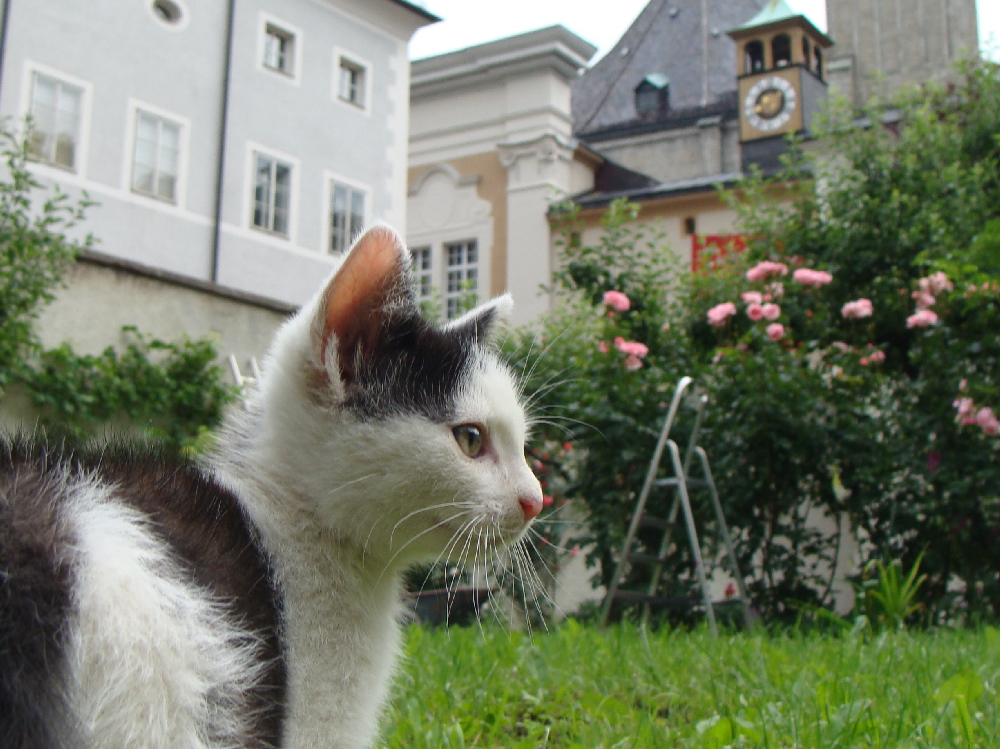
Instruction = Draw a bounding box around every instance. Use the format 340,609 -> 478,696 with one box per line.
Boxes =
635,73 -> 669,116
745,40 -> 764,74
772,34 -> 791,68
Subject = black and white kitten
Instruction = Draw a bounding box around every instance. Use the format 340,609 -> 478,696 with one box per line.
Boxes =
0,225 -> 543,749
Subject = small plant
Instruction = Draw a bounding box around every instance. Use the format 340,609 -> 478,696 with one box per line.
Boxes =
855,552 -> 927,629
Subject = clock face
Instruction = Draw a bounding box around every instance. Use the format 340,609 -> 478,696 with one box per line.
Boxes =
744,75 -> 797,133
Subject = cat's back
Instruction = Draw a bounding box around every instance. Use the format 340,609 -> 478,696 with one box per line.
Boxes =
0,436 -> 285,749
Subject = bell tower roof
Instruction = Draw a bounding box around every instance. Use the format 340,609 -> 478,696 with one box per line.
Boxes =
729,0 -> 833,46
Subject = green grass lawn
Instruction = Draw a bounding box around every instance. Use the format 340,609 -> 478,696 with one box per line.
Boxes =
382,620 -> 1000,748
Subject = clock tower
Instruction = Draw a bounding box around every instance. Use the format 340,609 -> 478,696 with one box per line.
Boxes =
728,0 -> 833,169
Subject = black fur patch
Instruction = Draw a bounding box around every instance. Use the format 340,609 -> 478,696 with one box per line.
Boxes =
0,443 -> 78,749
0,437 -> 287,748
346,307 -> 496,422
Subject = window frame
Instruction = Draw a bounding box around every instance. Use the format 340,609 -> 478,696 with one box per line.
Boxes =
258,13 -> 302,84
324,172 -> 370,254
22,62 -> 92,176
444,239 -> 480,320
410,245 -> 433,304
332,47 -> 372,115
125,101 -> 188,206
246,143 -> 299,242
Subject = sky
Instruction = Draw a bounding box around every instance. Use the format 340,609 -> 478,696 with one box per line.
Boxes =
410,0 -> 1000,64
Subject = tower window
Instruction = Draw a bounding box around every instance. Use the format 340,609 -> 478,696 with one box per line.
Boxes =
802,37 -> 811,69
772,34 -> 792,68
745,40 -> 764,74
814,47 -> 823,80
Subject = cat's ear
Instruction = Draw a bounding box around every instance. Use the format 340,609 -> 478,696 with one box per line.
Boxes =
318,224 -> 413,387
444,294 -> 514,345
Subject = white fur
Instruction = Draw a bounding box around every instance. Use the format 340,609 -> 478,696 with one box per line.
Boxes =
209,275 -> 541,748
63,477 -> 264,749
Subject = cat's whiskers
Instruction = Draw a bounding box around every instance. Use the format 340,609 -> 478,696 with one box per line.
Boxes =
518,541 -> 555,633
374,508 -> 472,586
443,519 -> 481,631
521,535 -> 565,616
386,500 -> 476,551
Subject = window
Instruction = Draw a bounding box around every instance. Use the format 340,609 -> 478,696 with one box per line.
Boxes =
263,23 -> 295,76
131,111 -> 180,202
328,180 -> 365,253
253,153 -> 292,236
745,40 -> 764,74
634,74 -> 669,117
28,72 -> 82,170
802,37 -> 812,70
411,246 -> 432,302
683,216 -> 697,236
445,240 -> 478,319
814,47 -> 824,80
338,58 -> 366,108
772,34 -> 792,68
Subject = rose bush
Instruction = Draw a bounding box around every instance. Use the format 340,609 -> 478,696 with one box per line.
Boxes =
508,61 -> 1000,624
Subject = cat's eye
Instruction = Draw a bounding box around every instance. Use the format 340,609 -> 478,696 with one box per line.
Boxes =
452,424 -> 485,458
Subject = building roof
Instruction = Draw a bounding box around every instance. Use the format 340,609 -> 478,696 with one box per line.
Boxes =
727,0 -> 834,45
731,0 -> 799,31
571,0 -> 766,136
388,0 -> 441,24
570,170 -> 743,209
411,25 -> 596,97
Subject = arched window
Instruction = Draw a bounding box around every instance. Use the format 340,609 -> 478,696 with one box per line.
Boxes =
772,34 -> 791,68
802,37 -> 811,70
745,40 -> 764,74
814,47 -> 823,79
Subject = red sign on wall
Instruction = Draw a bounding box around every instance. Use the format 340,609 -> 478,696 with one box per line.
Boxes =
691,234 -> 747,273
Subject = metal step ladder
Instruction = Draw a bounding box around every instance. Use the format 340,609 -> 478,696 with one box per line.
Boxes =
599,377 -> 753,633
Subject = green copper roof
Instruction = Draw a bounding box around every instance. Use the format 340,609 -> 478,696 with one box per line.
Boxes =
641,73 -> 670,89
733,0 -> 801,31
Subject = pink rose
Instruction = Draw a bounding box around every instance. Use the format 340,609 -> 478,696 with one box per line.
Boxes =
976,407 -> 1000,436
954,397 -> 977,425
926,272 -> 953,295
906,309 -> 938,328
766,323 -> 784,341
761,303 -> 781,321
912,290 -> 936,310
792,268 -> 833,286
746,303 -> 765,321
746,261 -> 789,283
841,299 -> 874,319
602,290 -> 630,312
614,338 -> 649,358
741,291 -> 763,305
624,354 -> 643,371
707,301 -> 737,326
766,282 -> 785,298
868,350 -> 886,364
598,341 -> 609,353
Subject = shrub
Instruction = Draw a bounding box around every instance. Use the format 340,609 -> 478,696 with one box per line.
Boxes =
514,60 -> 1000,624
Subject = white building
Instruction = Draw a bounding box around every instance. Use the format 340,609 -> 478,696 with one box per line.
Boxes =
0,0 -> 436,367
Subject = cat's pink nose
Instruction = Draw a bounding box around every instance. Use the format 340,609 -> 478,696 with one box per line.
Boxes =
519,495 -> 543,522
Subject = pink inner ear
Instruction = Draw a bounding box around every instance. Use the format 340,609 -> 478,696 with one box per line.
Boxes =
322,226 -> 406,363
